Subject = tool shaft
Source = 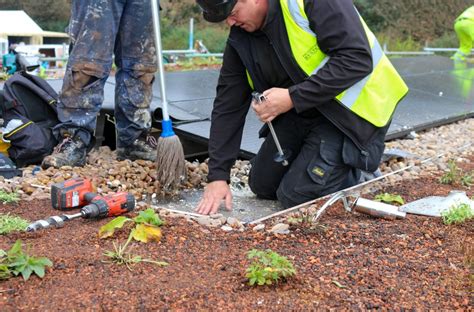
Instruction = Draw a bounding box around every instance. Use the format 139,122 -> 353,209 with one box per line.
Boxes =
266,121 -> 288,165
251,91 -> 289,166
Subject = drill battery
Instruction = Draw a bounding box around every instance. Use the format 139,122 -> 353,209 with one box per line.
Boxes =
51,177 -> 95,210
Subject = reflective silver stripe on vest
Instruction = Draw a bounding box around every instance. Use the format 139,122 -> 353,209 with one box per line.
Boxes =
338,38 -> 384,108
311,57 -> 329,75
286,0 -> 327,74
286,0 -> 385,108
287,0 -> 315,36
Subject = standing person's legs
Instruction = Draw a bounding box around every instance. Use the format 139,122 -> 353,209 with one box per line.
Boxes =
114,0 -> 158,160
54,0 -> 126,145
43,0 -> 126,168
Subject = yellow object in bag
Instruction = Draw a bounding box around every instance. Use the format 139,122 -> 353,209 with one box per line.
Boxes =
0,133 -> 10,156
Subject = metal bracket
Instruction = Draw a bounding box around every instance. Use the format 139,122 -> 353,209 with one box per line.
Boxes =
311,191 -> 360,223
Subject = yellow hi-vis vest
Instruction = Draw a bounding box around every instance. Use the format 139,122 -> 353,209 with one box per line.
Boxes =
248,0 -> 409,127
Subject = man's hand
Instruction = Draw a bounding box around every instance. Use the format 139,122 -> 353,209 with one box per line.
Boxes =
252,87 -> 293,123
195,180 -> 232,215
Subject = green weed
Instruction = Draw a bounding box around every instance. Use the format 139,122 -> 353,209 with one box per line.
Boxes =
440,159 -> 461,185
246,249 -> 296,286
0,240 -> 52,281
440,160 -> 473,188
0,214 -> 29,234
102,235 -> 168,271
460,172 -> 473,188
99,208 -> 164,243
0,190 -> 20,204
441,203 -> 473,225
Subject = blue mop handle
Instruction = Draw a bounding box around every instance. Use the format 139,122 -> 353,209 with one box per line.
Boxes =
151,0 -> 175,137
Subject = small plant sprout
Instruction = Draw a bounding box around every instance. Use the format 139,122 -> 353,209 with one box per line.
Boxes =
374,193 -> 405,205
0,240 -> 52,281
460,171 -> 473,188
245,249 -> 296,286
0,190 -> 20,204
102,235 -> 168,271
439,159 -> 461,185
0,214 -> 29,234
99,208 -> 164,243
441,202 -> 473,225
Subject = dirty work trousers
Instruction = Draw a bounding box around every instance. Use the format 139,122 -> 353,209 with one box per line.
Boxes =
54,0 -> 158,147
454,18 -> 474,59
249,111 -> 361,208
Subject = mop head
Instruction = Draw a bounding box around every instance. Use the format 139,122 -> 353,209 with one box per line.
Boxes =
156,135 -> 186,190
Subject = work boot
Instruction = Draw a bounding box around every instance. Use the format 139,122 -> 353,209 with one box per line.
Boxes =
116,135 -> 158,161
450,51 -> 467,62
41,137 -> 87,169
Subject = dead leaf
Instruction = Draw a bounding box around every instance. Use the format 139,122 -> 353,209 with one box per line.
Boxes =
131,223 -> 162,243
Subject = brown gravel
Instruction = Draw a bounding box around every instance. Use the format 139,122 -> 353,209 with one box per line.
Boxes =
0,157 -> 472,310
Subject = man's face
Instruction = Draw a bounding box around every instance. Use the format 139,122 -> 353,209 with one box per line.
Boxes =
226,0 -> 267,32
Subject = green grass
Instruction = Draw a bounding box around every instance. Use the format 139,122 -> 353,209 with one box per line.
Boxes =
0,214 -> 29,234
376,33 -> 422,52
441,203 -> 473,225
0,190 -> 20,204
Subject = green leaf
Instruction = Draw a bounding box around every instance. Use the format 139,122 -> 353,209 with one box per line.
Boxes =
374,193 -> 405,205
332,280 -> 347,288
33,257 -> 53,267
20,266 -> 32,281
99,216 -> 131,238
30,264 -> 45,278
130,223 -> 162,243
7,240 -> 23,258
0,264 -> 11,280
133,209 -> 164,227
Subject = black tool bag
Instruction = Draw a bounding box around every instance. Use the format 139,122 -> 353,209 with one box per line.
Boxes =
0,72 -> 60,167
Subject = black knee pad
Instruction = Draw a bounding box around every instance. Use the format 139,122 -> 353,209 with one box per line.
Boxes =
248,169 -> 278,200
276,185 -> 299,208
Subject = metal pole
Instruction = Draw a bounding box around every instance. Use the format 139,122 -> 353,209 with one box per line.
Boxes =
189,18 -> 194,51
151,0 -> 169,120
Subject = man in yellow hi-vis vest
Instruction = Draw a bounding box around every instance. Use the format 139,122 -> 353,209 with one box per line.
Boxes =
194,0 -> 409,215
452,6 -> 474,62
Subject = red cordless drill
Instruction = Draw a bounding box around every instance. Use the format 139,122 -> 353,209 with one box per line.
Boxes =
51,177 -> 95,210
27,192 -> 136,232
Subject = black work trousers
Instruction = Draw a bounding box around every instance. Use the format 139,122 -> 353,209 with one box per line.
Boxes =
249,110 -> 360,208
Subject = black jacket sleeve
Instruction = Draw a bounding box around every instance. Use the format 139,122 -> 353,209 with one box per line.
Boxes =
288,0 -> 373,113
207,42 -> 252,182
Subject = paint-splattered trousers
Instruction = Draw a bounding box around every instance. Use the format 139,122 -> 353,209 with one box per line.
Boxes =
54,0 -> 158,147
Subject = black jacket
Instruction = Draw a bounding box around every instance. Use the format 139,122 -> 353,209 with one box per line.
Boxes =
207,0 -> 390,182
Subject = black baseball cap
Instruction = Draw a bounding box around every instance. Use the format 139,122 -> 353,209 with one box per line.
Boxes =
196,0 -> 237,23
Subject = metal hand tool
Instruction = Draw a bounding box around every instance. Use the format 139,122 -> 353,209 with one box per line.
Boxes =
251,92 -> 291,166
